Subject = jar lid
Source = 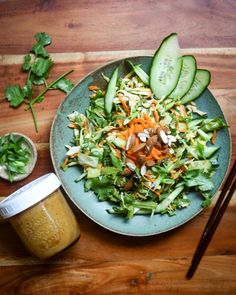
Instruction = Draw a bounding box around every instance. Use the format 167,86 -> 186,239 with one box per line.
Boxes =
0,173 -> 61,219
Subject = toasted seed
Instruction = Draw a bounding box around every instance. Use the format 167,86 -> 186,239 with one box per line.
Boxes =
131,143 -> 146,153
146,159 -> 156,167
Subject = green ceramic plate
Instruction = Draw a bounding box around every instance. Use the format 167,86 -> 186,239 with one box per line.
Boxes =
50,56 -> 231,236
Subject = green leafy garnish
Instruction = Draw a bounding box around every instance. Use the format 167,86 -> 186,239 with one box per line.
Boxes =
5,85 -> 25,107
0,134 -> 30,182
4,32 -> 74,132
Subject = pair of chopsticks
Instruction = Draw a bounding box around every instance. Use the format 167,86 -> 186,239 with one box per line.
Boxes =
186,160 -> 236,279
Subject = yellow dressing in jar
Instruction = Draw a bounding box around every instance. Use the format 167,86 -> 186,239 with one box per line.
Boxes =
0,173 -> 80,259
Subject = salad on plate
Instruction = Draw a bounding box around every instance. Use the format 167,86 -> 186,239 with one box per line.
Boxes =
61,33 -> 227,219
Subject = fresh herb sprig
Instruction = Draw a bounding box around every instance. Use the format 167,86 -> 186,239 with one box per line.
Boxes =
4,32 -> 74,132
0,134 -> 30,182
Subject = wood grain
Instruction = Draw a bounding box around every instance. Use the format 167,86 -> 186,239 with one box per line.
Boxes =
0,0 -> 236,54
0,257 -> 236,295
0,49 -> 236,294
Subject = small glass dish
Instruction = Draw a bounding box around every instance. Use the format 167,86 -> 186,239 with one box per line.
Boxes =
0,132 -> 37,182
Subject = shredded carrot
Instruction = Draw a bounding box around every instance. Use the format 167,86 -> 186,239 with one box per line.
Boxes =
61,157 -> 69,168
130,118 -> 146,125
150,146 -> 162,158
133,123 -> 144,133
119,96 -> 130,115
117,119 -> 124,126
152,110 -> 160,122
84,121 -> 89,133
144,174 -> 156,182
143,112 -> 151,121
129,117 -> 155,129
212,129 -> 217,145
144,183 -> 161,196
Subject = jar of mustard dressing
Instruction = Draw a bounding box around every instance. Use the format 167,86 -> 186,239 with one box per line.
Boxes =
0,173 -> 80,259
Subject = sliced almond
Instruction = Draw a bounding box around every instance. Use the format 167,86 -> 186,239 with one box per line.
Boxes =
126,134 -> 136,151
150,135 -> 158,144
159,130 -> 168,144
145,135 -> 158,151
145,136 -> 155,155
155,141 -> 162,149
123,167 -> 133,176
167,135 -> 177,142
126,158 -> 136,171
137,154 -> 146,165
162,147 -> 170,154
145,128 -> 156,136
139,136 -> 147,143
131,143 -> 146,153
140,165 -> 147,176
137,132 -> 149,143
124,178 -> 134,190
146,159 -> 156,167
144,144 -> 153,156
161,126 -> 170,134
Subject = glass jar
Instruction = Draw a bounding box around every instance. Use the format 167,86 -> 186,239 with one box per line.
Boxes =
0,173 -> 80,259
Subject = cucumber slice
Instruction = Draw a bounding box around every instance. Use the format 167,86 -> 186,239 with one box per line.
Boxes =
104,67 -> 119,114
180,69 -> 211,104
169,55 -> 197,100
126,60 -> 149,85
150,33 -> 182,99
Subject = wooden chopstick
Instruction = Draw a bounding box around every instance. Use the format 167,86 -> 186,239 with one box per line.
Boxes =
186,160 -> 236,279
190,161 -> 236,263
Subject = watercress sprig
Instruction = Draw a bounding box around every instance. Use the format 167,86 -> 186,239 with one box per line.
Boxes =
4,32 -> 74,132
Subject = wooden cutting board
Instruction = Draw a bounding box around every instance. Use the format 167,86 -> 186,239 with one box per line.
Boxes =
0,48 -> 236,294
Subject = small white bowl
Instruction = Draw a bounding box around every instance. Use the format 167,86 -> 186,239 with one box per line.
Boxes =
0,132 -> 37,182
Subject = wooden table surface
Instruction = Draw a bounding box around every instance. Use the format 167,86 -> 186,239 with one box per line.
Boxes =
0,1 -> 236,294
